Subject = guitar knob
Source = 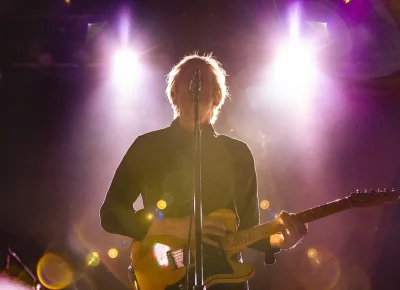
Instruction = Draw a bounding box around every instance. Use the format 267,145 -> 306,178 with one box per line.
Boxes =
356,189 -> 360,194
377,188 -> 382,193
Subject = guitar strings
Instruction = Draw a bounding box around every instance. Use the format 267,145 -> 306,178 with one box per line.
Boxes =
168,222 -> 282,265
170,246 -> 221,264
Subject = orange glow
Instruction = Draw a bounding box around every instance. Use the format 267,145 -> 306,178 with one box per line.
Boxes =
157,200 -> 167,210
344,0 -> 351,3
108,248 -> 118,259
260,200 -> 270,210
65,0 -> 71,3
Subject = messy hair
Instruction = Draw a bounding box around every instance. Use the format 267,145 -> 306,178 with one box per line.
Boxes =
165,52 -> 229,124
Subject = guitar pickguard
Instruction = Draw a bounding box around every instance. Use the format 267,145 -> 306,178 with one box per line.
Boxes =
165,246 -> 234,290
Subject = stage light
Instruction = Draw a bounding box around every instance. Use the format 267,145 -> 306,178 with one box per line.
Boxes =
270,39 -> 317,100
108,248 -> 119,259
268,3 -> 319,104
112,48 -> 139,89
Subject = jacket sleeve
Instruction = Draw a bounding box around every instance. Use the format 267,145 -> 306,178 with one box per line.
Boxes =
234,143 -> 281,265
99,136 -> 152,241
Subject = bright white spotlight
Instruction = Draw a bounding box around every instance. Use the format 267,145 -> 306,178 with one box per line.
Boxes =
112,48 -> 139,89
270,39 -> 317,101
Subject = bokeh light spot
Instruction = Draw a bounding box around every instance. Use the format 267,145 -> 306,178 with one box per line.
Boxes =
157,200 -> 167,210
260,200 -> 270,210
86,252 -> 100,267
308,248 -> 318,259
108,248 -> 118,259
37,253 -> 73,289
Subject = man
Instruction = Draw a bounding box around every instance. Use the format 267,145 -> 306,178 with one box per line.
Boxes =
100,53 -> 308,289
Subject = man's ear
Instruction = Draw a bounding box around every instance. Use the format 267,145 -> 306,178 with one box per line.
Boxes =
213,89 -> 220,106
171,89 -> 178,105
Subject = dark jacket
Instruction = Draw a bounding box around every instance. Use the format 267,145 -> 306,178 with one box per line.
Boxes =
100,118 -> 280,289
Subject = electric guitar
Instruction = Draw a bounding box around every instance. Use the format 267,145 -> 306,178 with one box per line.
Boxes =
129,188 -> 398,290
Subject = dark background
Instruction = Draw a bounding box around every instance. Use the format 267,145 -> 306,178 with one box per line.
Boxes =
1,0 -> 400,289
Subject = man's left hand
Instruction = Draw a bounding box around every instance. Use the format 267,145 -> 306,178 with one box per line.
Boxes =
270,211 -> 308,250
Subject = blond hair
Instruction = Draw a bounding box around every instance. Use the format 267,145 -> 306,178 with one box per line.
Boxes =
165,52 -> 229,124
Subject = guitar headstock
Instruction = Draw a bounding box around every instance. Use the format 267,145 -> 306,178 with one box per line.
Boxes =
349,188 -> 398,207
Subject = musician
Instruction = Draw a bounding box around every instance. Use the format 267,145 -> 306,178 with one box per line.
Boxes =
100,53 -> 308,290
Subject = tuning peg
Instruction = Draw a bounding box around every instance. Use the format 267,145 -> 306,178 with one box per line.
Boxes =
377,188 -> 382,193
364,189 -> 368,194
356,189 -> 360,193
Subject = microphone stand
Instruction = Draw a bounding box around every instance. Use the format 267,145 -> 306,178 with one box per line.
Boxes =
189,69 -> 205,290
5,246 -> 43,289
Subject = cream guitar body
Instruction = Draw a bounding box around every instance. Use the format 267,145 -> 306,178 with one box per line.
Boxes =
130,209 -> 254,290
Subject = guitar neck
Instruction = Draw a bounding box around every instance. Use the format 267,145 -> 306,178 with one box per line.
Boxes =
222,197 -> 352,251
296,197 -> 352,223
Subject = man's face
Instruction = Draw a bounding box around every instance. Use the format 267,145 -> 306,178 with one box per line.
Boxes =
175,60 -> 215,125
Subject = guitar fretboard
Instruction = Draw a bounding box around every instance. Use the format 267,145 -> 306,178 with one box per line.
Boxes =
221,197 -> 352,251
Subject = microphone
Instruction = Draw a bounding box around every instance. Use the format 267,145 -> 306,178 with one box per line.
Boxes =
189,69 -> 202,99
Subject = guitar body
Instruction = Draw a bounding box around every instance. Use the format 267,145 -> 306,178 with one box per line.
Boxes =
129,189 -> 399,289
130,209 -> 255,290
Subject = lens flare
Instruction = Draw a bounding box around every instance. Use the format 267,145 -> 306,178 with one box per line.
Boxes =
86,252 -> 100,267
37,253 -> 73,289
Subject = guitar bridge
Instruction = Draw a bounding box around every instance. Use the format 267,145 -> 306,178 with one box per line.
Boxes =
167,248 -> 190,270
